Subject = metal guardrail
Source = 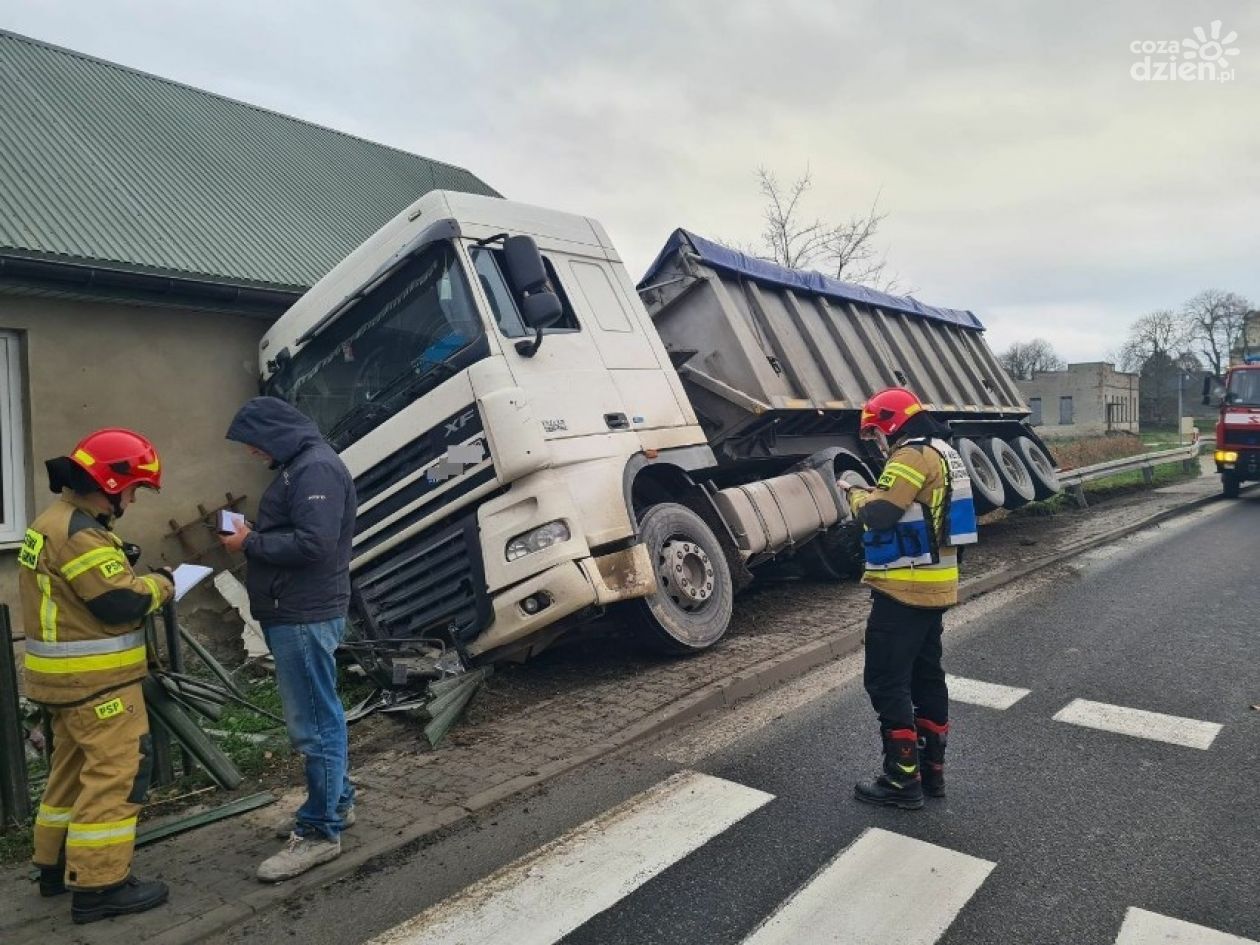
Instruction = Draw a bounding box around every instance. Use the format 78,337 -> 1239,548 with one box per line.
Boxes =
1055,443 -> 1204,507
1056,443 -> 1203,488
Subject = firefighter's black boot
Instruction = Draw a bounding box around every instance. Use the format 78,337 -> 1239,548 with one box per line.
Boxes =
916,717 -> 948,799
854,728 -> 924,810
71,874 -> 169,925
38,863 -> 67,897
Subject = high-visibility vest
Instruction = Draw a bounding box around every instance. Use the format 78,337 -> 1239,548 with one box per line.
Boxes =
862,438 -> 978,572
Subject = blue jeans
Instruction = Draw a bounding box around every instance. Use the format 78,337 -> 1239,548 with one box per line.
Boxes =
264,619 -> 355,840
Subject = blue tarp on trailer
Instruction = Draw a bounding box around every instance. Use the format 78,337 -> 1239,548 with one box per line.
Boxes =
640,228 -> 985,332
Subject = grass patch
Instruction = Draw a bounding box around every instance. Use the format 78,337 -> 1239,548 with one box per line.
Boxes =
1013,460 -> 1200,519
0,822 -> 33,868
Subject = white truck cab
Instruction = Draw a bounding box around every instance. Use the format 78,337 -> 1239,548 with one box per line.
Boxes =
259,191 -> 811,669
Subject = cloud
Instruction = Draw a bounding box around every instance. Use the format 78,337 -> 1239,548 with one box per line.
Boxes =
3,0 -> 1258,362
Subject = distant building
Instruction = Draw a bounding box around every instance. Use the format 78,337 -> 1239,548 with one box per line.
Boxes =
1229,311 -> 1260,365
1016,362 -> 1140,437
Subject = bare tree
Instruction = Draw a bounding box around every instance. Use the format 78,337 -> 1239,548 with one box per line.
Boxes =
1181,289 -> 1252,375
998,339 -> 1067,380
1117,310 -> 1194,372
753,166 -> 900,290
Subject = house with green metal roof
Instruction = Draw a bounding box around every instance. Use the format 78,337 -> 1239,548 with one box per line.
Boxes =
0,28 -> 499,613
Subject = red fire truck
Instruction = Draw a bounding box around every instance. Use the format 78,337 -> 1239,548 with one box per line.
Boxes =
1204,359 -> 1260,498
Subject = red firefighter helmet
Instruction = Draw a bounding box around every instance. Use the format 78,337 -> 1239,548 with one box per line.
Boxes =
69,429 -> 163,494
859,387 -> 925,440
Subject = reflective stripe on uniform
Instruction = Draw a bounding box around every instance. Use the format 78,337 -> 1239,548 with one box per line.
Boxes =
883,461 -> 926,489
61,546 -> 127,582
66,816 -> 137,849
36,574 -> 58,643
23,629 -> 147,659
36,804 -> 72,828
141,575 -> 163,614
24,644 -> 147,675
866,565 -> 960,584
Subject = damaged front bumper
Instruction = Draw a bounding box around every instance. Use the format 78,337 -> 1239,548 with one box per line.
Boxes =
466,543 -> 655,657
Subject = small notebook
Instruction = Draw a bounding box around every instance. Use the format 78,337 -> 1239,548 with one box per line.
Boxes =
217,510 -> 246,535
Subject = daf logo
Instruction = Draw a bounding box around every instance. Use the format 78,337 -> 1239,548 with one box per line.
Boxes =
445,408 -> 477,438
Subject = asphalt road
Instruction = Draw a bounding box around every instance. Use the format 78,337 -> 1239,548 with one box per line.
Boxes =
212,491 -> 1260,945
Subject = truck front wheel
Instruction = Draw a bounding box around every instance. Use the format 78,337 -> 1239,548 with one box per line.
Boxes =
631,502 -> 734,655
1222,472 -> 1241,499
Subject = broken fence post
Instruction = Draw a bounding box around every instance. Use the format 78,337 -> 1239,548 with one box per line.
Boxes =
0,605 -> 32,831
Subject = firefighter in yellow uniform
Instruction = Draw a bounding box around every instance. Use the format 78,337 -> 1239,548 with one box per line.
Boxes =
840,388 -> 978,811
19,429 -> 174,924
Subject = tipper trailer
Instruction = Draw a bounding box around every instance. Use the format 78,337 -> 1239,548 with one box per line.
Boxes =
256,192 -> 1059,679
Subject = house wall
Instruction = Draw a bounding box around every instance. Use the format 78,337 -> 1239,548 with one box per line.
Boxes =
0,292 -> 275,634
1017,362 -> 1140,438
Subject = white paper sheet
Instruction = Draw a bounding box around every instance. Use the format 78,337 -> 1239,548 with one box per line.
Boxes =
171,564 -> 214,601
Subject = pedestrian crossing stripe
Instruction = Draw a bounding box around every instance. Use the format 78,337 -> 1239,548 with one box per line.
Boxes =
1053,698 -> 1222,750
946,674 -> 1031,710
1114,907 -> 1259,944
366,771 -> 773,945
741,827 -> 995,944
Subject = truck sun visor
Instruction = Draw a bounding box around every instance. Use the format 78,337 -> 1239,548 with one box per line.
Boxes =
639,229 -> 986,332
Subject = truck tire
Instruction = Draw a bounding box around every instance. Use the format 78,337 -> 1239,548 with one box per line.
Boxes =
956,438 -> 1006,514
981,437 -> 1037,509
800,468 -> 871,581
1010,435 -> 1060,500
1222,472 -> 1241,499
631,502 -> 734,655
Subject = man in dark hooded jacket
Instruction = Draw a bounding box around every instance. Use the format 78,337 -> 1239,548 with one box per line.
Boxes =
221,397 -> 356,882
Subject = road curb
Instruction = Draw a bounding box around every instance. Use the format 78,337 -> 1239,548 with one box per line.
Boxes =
168,486 -> 1221,945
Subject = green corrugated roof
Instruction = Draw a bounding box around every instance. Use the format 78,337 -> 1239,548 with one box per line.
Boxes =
0,30 -> 500,291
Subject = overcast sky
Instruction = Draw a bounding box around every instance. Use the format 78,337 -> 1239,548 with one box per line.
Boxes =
3,1 -> 1257,362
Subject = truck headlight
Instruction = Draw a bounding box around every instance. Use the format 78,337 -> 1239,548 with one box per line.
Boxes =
506,520 -> 571,561
1216,450 -> 1239,463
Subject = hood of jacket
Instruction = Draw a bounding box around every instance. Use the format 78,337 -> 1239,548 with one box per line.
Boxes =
226,397 -> 325,466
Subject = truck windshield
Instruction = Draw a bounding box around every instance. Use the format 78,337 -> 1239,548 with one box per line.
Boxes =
1227,370 -> 1260,405
265,241 -> 485,448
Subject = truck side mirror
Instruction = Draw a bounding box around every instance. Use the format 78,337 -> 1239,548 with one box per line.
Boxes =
503,236 -> 563,357
1203,375 -> 1226,406
503,236 -> 548,295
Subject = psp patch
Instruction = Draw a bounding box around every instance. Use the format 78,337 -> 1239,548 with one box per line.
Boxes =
99,560 -> 126,579
877,471 -> 897,490
94,697 -> 126,720
18,530 -> 44,570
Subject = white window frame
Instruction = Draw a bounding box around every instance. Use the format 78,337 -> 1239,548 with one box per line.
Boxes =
0,332 -> 27,544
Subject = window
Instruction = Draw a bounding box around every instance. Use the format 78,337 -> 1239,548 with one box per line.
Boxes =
0,332 -> 27,543
1227,370 -> 1260,405
569,261 -> 632,332
468,246 -> 579,339
1028,397 -> 1042,426
265,242 -> 485,447
1059,395 -> 1074,425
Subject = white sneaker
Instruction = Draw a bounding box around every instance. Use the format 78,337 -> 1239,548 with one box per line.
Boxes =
256,832 -> 341,882
272,804 -> 356,839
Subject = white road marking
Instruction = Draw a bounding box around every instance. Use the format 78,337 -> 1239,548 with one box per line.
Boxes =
365,771 -> 774,945
946,674 -> 1031,710
1115,907 -> 1259,944
1053,698 -> 1222,750
741,827 -> 995,945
